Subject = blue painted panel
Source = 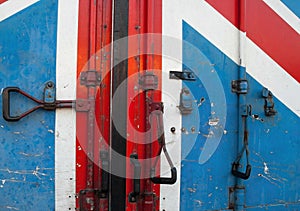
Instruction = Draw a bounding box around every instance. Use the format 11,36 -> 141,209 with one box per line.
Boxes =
180,21 -> 238,211
0,1 -> 58,210
281,0 -> 300,18
180,21 -> 300,210
244,75 -> 300,208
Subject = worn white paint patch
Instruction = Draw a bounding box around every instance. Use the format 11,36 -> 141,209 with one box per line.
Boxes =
0,0 -> 40,22
55,0 -> 78,210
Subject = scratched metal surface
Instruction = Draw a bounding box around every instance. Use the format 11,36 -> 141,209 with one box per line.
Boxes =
180,21 -> 300,210
0,0 -> 58,210
180,21 -> 238,211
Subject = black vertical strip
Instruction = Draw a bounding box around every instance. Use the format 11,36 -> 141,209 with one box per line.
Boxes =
110,0 -> 128,210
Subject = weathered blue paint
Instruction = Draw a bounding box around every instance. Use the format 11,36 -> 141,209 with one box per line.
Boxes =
180,21 -> 300,210
0,0 -> 58,210
281,0 -> 300,18
245,75 -> 300,208
180,21 -> 238,210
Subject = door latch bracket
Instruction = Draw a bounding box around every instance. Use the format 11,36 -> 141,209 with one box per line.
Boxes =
231,79 -> 248,94
169,70 -> 196,81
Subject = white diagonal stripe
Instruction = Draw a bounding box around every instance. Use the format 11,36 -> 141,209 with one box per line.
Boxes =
0,0 -> 40,22
263,0 -> 300,34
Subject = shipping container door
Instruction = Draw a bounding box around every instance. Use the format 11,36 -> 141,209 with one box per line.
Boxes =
162,0 -> 300,210
0,1 -> 58,210
0,1 -> 78,210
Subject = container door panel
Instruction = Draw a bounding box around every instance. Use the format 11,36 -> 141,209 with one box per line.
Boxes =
0,1 -> 58,210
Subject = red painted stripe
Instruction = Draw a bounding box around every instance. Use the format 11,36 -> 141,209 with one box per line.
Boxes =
126,0 -> 162,210
0,0 -> 8,4
206,0 -> 300,83
76,0 -> 112,210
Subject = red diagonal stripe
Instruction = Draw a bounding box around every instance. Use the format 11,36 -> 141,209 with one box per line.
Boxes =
206,0 -> 300,83
0,0 -> 8,4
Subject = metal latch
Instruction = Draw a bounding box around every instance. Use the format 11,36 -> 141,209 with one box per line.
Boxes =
139,72 -> 159,91
179,88 -> 193,115
231,79 -> 248,94
262,87 -> 276,116
2,81 -> 73,121
169,70 -> 196,81
128,153 -> 141,203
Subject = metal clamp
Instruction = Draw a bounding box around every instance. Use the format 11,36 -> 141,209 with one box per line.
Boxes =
169,70 -> 196,81
262,88 -> 276,116
231,79 -> 248,94
2,82 -> 73,121
179,88 -> 193,115
139,72 -> 159,91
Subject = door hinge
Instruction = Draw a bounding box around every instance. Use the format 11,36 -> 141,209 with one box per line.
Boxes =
231,79 -> 248,94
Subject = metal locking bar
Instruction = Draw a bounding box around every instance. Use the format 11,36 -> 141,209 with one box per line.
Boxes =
2,82 -> 74,121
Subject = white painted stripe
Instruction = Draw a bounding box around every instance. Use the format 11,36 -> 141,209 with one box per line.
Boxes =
161,57 -> 182,211
161,1 -> 183,210
55,0 -> 78,210
263,0 -> 300,34
0,0 -> 39,22
245,36 -> 300,117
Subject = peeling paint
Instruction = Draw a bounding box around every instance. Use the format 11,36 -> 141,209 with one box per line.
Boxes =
193,199 -> 203,206
48,129 -> 54,133
263,162 -> 269,174
208,118 -> 219,126
19,152 -> 43,157
258,174 -> 280,188
0,166 -> 50,180
187,187 -> 197,193
1,206 -> 19,210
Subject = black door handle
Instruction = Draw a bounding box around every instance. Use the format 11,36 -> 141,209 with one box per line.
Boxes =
150,167 -> 177,184
128,154 -> 141,202
232,163 -> 251,180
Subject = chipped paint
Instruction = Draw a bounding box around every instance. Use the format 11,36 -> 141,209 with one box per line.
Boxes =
47,129 -> 54,133
208,118 -> 219,126
193,199 -> 203,206
18,152 -> 43,157
263,162 -> 269,174
187,187 -> 197,193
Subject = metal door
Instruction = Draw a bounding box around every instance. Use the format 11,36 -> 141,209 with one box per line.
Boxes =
162,0 -> 300,210
0,1 -> 58,210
